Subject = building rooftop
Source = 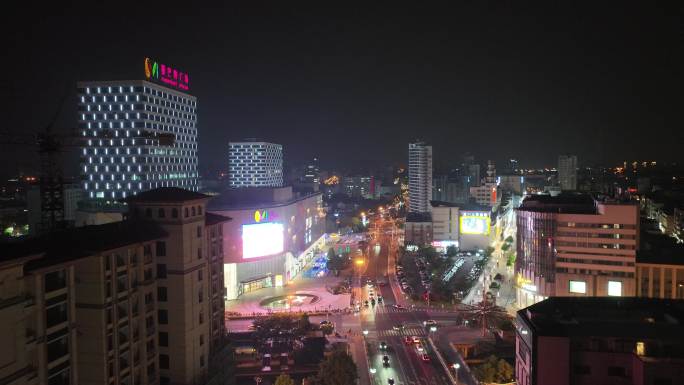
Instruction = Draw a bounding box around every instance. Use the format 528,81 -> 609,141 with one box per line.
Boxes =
124,187 -> 209,203
0,221 -> 168,271
637,222 -> 684,265
205,212 -> 232,226
518,297 -> 684,340
208,186 -> 320,211
518,192 -> 598,214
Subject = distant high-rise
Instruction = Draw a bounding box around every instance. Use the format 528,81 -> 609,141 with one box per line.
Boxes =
228,141 -> 283,188
303,157 -> 320,184
558,155 -> 578,190
78,76 -> 199,200
408,142 -> 432,213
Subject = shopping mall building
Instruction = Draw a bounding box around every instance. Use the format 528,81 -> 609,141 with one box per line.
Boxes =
208,186 -> 326,300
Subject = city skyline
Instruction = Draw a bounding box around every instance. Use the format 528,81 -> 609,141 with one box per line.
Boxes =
4,2 -> 683,178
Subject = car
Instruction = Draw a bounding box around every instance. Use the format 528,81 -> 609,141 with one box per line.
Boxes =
421,354 -> 430,362
379,341 -> 388,350
393,304 -> 406,310
423,320 -> 437,327
364,300 -> 369,307
416,342 -> 424,352
370,299 -> 376,306
382,355 -> 390,367
388,378 -> 395,385
392,324 -> 404,331
411,336 -> 421,344
377,296 -> 383,303
403,336 -> 413,344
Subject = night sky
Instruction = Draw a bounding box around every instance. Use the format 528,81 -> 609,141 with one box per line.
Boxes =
3,2 -> 683,177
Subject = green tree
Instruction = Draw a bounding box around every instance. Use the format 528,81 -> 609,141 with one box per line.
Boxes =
275,374 -> 295,385
501,243 -> 510,252
505,235 -> 514,244
446,245 -> 458,257
317,350 -> 358,385
472,355 -> 514,383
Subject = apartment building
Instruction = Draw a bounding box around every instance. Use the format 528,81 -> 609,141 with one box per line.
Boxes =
0,187 -> 229,385
126,188 -> 230,385
515,193 -> 639,307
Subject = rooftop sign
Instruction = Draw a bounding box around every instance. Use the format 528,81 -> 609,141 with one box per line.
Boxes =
144,57 -> 190,91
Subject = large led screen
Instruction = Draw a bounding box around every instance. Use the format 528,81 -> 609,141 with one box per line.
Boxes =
242,223 -> 284,259
459,214 -> 491,235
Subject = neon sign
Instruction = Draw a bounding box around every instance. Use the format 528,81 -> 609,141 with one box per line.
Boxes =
254,210 -> 269,223
144,57 -> 190,91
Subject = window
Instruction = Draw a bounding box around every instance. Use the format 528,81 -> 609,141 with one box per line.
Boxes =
157,287 -> 168,302
574,365 -> 591,375
47,334 -> 69,362
156,241 -> 166,257
569,280 -> 586,294
197,226 -> 202,238
184,207 -> 189,217
192,207 -> 196,216
197,248 -> 202,259
172,208 -> 178,218
199,311 -> 204,324
198,206 -> 202,215
199,334 -> 204,346
607,366 -> 626,377
45,270 -> 67,292
608,281 -> 622,296
46,303 -> 68,328
200,354 -> 205,367
159,354 -> 169,369
198,289 -> 203,303
157,264 -> 167,278
158,310 -> 168,324
159,332 -> 168,347
158,208 -> 165,218
198,270 -> 203,281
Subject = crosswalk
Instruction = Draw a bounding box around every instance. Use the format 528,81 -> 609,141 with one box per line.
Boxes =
369,305 -> 459,315
376,326 -> 426,337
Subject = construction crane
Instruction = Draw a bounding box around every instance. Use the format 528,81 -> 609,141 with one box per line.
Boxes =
1,93 -> 177,234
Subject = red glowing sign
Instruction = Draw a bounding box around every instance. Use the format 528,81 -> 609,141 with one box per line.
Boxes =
144,57 -> 190,91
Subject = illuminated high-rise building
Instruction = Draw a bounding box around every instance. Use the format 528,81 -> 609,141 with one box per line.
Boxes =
228,141 -> 283,188
408,142 -> 432,213
558,154 -> 578,190
77,59 -> 198,200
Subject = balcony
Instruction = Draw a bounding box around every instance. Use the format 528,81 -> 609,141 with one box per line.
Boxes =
146,325 -> 156,337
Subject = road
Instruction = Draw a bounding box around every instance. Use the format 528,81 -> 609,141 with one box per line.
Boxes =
354,215 -> 453,385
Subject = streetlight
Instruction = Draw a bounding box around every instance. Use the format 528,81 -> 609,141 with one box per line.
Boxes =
363,329 -> 369,336
453,363 -> 461,384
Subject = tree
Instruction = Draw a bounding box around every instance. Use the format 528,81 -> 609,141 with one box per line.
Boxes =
505,235 -> 514,244
317,350 -> 358,385
446,245 -> 458,257
461,300 -> 509,337
275,374 -> 295,385
472,355 -> 514,383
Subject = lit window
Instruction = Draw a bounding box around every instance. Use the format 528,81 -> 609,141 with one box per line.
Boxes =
608,281 -> 622,296
569,280 -> 586,294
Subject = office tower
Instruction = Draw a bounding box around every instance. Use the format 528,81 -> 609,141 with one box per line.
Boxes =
468,164 -> 481,187
558,154 -> 578,190
408,142 -> 432,213
77,77 -> 199,200
515,193 -> 639,307
469,160 -> 498,207
508,158 -> 518,173
516,297 -> 684,385
303,157 -> 320,184
228,141 -> 283,188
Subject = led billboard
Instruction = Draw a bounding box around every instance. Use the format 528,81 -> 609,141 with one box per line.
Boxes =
242,223 -> 284,259
459,213 -> 491,235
